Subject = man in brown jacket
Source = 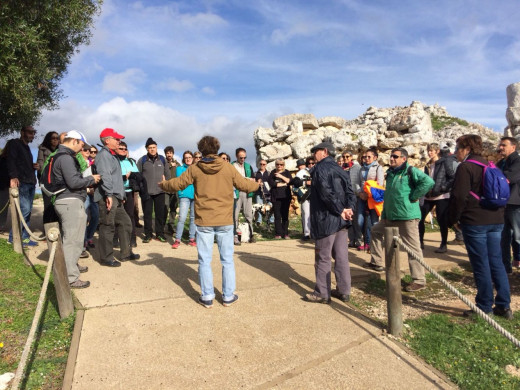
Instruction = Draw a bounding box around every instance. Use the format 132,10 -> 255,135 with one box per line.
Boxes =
159,136 -> 259,309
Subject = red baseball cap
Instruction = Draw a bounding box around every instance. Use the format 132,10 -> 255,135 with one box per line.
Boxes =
100,128 -> 125,139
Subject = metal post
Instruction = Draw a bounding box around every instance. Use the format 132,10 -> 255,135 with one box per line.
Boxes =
385,226 -> 402,336
9,188 -> 23,254
44,222 -> 74,318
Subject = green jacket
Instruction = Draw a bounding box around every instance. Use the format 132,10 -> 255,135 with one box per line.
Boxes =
382,163 -> 434,221
232,161 -> 255,198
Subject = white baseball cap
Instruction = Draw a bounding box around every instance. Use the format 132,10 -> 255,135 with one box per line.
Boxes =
67,130 -> 90,148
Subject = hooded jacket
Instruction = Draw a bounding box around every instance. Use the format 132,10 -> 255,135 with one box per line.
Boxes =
497,151 -> 520,206
137,153 -> 170,196
160,154 -> 259,226
309,155 -> 356,239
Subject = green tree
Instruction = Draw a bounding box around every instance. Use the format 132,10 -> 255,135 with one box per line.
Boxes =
0,0 -> 102,136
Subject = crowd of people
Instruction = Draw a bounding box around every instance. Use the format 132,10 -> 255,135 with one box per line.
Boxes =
0,127 -> 516,318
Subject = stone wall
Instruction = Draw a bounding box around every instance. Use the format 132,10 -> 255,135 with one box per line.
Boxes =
254,101 -> 501,171
505,82 -> 520,140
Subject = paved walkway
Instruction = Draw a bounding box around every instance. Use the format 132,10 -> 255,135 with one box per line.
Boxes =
10,202 -> 465,389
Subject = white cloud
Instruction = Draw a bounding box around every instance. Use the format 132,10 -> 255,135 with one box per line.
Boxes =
157,78 -> 195,92
102,68 -> 147,94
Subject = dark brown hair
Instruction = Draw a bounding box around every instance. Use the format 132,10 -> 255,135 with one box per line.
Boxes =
456,134 -> 483,155
198,136 -> 220,156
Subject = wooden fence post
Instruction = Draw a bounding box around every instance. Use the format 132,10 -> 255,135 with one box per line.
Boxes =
44,222 -> 74,319
385,226 -> 403,336
9,188 -> 23,254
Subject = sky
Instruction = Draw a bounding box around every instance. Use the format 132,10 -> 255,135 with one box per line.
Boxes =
11,0 -> 520,164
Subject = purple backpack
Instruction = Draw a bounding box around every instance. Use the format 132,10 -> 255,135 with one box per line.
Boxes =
466,159 -> 510,209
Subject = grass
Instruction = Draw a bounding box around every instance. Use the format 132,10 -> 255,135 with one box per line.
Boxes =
404,313 -> 520,389
431,114 -> 469,131
0,239 -> 75,389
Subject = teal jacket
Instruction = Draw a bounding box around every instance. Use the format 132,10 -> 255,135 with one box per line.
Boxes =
382,163 -> 434,221
176,164 -> 194,199
232,161 -> 255,198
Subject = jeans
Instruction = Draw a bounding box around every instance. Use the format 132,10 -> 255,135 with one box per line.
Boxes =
461,223 -> 510,313
196,225 -> 235,301
356,198 -> 379,245
84,193 -> 99,242
176,197 -> 196,240
9,182 -> 35,241
501,205 -> 520,272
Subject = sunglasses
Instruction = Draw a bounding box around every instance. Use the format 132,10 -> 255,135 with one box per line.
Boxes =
260,163 -> 266,165
83,148 -> 90,152
390,154 -> 401,159
90,150 -> 97,154
119,147 -> 127,151
51,136 -> 59,140
275,164 -> 285,166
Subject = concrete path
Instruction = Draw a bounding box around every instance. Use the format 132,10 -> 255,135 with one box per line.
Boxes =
6,202 -> 464,389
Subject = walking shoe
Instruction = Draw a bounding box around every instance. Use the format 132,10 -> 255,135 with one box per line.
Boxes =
493,307 -> 514,320
142,235 -> 152,243
86,239 -> 95,248
172,240 -> 181,249
302,235 -> 311,241
331,289 -> 350,302
404,282 -> 426,292
274,235 -> 282,239
80,250 -> 89,258
223,294 -> 239,307
283,235 -> 290,239
100,260 -> 121,267
234,236 -> 241,246
22,239 -> 38,247
357,243 -> 369,251
420,242 -> 425,249
434,245 -> 447,253
249,235 -> 256,243
198,297 -> 213,308
362,262 -> 384,272
513,260 -> 520,268
463,309 -> 492,318
78,265 -> 89,273
121,252 -> 140,261
188,239 -> 197,247
448,238 -> 464,245
155,235 -> 167,243
304,293 -> 331,304
70,279 -> 90,289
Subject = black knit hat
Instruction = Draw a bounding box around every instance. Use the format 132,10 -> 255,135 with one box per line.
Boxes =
145,137 -> 157,147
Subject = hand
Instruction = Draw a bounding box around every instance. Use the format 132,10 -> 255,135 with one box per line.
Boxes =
341,208 -> 354,220
126,172 -> 131,179
92,174 -> 101,184
106,196 -> 113,211
10,178 -> 19,188
358,192 -> 368,201
158,181 -> 165,190
33,163 -> 40,171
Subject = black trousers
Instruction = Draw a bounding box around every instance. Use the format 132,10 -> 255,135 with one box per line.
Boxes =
98,197 -> 132,261
123,191 -> 136,238
273,197 -> 291,237
419,198 -> 450,246
143,193 -> 166,237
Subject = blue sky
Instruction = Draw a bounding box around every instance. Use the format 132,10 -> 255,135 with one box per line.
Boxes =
25,0 -> 520,163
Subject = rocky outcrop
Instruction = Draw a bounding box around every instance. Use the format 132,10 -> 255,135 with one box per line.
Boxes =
254,101 -> 500,170
505,82 -> 520,140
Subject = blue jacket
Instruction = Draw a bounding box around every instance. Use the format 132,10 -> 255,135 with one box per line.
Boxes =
176,164 -> 194,199
310,156 -> 356,239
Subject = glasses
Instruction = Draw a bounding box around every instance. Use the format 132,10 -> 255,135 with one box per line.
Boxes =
221,157 -> 228,161
51,136 -> 59,140
82,148 -> 90,152
260,163 -> 266,166
90,150 -> 97,154
238,156 -> 246,160
109,137 -> 121,142
118,147 -> 127,151
308,162 -> 315,165
343,155 -> 351,158
390,154 -> 401,159
275,164 -> 285,166
185,156 -> 193,160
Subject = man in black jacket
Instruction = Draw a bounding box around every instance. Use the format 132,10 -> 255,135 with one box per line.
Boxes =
304,142 -> 356,304
498,136 -> 520,273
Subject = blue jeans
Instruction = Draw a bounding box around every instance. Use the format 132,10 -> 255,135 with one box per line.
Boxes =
84,194 -> 99,242
196,225 -> 235,301
176,197 -> 196,240
461,223 -> 510,312
9,182 -> 35,241
356,198 -> 379,245
501,205 -> 520,272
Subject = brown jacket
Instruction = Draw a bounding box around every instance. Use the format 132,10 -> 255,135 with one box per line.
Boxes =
160,154 -> 259,226
448,154 -> 504,226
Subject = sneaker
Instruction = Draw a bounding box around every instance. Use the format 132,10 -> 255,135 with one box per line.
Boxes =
404,282 -> 426,292
357,243 -> 369,251
70,279 -> 90,289
78,265 -> 89,273
249,235 -> 256,243
172,240 -> 181,249
434,245 -> 447,253
493,307 -> 514,320
420,242 -> 425,250
331,289 -> 350,302
463,309 -> 492,318
86,240 -> 95,248
22,239 -> 38,247
283,235 -> 289,239
223,294 -> 239,307
234,236 -> 241,246
274,235 -> 282,239
188,239 -> 197,247
362,262 -> 384,272
142,235 -> 152,243
448,238 -> 464,245
198,297 -> 213,308
100,260 -> 121,267
304,293 -> 331,304
302,235 -> 311,241
80,250 -> 89,258
155,235 -> 167,243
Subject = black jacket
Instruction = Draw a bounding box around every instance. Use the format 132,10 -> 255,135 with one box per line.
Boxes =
6,139 -> 37,185
310,156 -> 356,239
425,155 -> 457,197
498,151 -> 520,206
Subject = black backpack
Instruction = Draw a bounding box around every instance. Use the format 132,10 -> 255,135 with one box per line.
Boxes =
40,152 -> 69,201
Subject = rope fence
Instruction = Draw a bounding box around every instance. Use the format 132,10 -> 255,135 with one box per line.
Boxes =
389,232 -> 520,348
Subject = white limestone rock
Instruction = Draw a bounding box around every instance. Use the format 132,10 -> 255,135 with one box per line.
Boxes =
506,107 -> 520,127
258,142 -> 292,162
318,116 -> 346,129
506,82 -> 520,108
273,114 -> 319,131
291,134 -> 323,159
253,126 -> 277,148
